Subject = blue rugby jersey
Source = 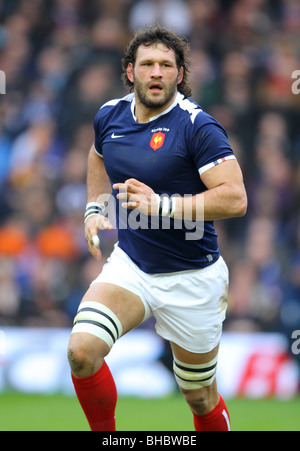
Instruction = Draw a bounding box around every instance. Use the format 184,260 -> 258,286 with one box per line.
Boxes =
93,92 -> 236,273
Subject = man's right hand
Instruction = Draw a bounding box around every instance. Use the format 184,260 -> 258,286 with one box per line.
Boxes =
85,214 -> 114,260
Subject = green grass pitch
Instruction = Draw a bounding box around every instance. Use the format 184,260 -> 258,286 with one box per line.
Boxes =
0,393 -> 299,431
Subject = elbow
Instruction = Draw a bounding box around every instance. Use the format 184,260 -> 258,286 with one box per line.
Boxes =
234,189 -> 248,217
225,184 -> 247,218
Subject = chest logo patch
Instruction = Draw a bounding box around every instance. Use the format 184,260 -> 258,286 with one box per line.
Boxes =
150,132 -> 165,150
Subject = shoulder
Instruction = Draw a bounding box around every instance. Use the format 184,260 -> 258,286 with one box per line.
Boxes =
100,92 -> 134,112
176,94 -> 203,124
176,94 -> 227,135
94,93 -> 134,125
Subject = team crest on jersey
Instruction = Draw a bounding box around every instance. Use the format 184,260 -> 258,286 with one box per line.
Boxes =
150,132 -> 165,150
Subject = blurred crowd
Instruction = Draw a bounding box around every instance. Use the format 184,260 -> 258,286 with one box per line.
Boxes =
0,0 -> 300,345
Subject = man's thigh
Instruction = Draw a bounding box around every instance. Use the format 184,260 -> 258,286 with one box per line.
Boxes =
171,341 -> 219,365
151,257 -> 228,354
68,282 -> 147,375
80,282 -> 147,336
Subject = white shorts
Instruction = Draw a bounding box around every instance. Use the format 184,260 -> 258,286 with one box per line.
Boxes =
91,244 -> 229,353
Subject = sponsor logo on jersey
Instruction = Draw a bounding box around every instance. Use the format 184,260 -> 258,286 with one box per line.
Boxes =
150,132 -> 165,150
111,133 -> 125,139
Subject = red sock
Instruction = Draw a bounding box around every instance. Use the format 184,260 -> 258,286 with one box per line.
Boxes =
71,360 -> 117,431
193,394 -> 231,431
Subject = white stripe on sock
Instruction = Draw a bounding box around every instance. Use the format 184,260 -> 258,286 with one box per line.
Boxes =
222,409 -> 231,431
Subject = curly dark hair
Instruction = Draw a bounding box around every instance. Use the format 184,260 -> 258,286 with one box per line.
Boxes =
122,25 -> 192,98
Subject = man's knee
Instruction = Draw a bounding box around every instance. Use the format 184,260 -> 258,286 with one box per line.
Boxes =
68,301 -> 123,377
67,333 -> 109,378
173,355 -> 219,415
67,334 -> 90,373
180,385 -> 218,415
67,341 -> 86,375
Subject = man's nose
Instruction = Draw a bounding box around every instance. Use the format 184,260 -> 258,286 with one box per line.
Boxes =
151,63 -> 163,77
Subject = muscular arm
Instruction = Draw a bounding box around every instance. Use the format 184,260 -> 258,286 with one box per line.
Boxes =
85,146 -> 113,260
86,145 -> 112,203
113,159 -> 247,222
175,159 -> 247,221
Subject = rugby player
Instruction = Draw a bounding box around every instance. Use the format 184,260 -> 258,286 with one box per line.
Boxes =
67,25 -> 247,431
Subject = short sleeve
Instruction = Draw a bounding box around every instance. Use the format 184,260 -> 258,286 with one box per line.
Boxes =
189,118 -> 236,175
93,109 -> 103,157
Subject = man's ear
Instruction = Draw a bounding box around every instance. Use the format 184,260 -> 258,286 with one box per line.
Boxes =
177,66 -> 184,85
127,63 -> 134,83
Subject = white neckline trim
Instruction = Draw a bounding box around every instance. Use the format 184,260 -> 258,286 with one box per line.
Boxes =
131,92 -> 181,123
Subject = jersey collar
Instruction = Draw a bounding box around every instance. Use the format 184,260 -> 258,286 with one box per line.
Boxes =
131,92 -> 182,123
